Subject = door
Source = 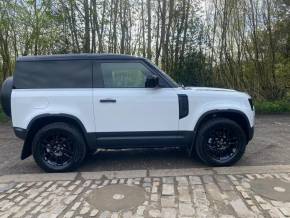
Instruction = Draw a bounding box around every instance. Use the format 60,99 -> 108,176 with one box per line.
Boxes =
92,61 -> 179,146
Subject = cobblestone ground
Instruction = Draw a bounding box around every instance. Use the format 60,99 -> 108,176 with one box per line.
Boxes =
1,167 -> 290,217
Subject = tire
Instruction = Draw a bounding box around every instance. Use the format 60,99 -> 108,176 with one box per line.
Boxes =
0,77 -> 13,117
195,118 -> 246,166
32,122 -> 87,172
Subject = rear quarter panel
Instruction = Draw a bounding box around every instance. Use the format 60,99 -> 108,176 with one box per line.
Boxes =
11,89 -> 95,132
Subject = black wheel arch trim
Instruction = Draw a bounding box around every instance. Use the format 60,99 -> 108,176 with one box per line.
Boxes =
189,109 -> 253,155
20,113 -> 94,160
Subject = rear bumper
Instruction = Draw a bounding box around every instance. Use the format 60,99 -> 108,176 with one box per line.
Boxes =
14,127 -> 27,140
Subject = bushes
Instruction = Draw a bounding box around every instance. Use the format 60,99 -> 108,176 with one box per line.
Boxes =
254,100 -> 290,113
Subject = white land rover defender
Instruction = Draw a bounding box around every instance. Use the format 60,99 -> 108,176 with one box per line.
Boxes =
1,54 -> 255,172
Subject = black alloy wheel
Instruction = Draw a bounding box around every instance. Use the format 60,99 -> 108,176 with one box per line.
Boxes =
40,131 -> 74,168
32,122 -> 86,172
205,127 -> 239,162
195,118 -> 247,166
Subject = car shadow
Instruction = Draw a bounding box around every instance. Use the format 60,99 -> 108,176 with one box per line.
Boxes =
79,147 -> 203,172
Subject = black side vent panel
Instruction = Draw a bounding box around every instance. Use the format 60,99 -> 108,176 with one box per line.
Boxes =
178,94 -> 189,119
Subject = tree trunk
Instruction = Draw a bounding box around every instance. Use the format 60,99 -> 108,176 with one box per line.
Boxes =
155,0 -> 166,65
83,0 -> 90,53
141,0 -> 146,57
147,0 -> 152,59
161,0 -> 174,70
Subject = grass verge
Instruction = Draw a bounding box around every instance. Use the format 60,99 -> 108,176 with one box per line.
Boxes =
255,100 -> 290,114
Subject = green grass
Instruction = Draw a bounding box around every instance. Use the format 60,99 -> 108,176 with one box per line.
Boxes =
254,100 -> 290,113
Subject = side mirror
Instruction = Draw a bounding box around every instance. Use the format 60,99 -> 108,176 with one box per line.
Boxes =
145,75 -> 159,88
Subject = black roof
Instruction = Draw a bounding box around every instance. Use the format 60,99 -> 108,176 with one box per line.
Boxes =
17,53 -> 144,62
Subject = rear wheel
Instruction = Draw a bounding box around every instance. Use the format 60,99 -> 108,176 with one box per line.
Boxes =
195,118 -> 246,166
32,122 -> 86,172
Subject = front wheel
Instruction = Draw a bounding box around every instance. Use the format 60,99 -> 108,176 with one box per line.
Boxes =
195,118 -> 247,166
32,122 -> 87,172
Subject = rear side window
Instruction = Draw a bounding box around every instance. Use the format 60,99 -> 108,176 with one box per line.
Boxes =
100,62 -> 150,88
14,60 -> 92,89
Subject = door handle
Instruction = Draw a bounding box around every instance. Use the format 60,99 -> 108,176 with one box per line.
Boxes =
100,98 -> 116,103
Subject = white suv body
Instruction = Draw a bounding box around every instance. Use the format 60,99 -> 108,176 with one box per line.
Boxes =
1,54 -> 255,172
12,87 -> 254,133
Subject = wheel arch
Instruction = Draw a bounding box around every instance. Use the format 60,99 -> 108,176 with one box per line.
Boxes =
21,113 -> 93,160
189,109 -> 253,155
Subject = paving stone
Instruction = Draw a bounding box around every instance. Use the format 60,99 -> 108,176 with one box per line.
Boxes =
161,196 -> 176,208
254,195 -> 267,204
71,201 -> 81,210
144,177 -> 151,183
202,175 -> 214,184
64,195 -> 77,204
90,209 -> 99,216
215,175 -> 234,191
205,183 -> 226,201
149,209 -> 161,217
227,175 -> 237,181
259,204 -> 272,213
149,168 -> 213,177
80,205 -> 90,215
31,205 -> 43,214
161,208 -> 177,218
0,173 -> 77,183
162,177 -> 174,184
230,198 -> 255,217
111,212 -> 119,218
111,179 -> 118,184
241,181 -> 251,189
263,174 -> 273,179
219,215 -> 235,218
250,206 -> 261,214
189,176 -> 202,185
246,174 -> 255,180
137,205 -> 146,216
63,211 -> 75,218
179,203 -> 195,216
177,186 -> 191,202
268,207 -> 285,218
99,211 -> 111,218
279,207 -> 290,216
215,165 -> 290,175
241,191 -> 251,199
0,168 -> 290,217
81,170 -> 146,180
162,184 -> 174,196
152,184 -> 158,193
246,200 -> 254,206
151,193 -> 158,201
176,177 -> 188,186
143,182 -> 151,187
122,211 -> 133,218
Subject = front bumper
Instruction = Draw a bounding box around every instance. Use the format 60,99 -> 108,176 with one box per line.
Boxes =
248,126 -> 254,141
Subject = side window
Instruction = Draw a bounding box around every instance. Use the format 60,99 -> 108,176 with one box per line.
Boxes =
14,60 -> 92,89
100,62 -> 150,88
